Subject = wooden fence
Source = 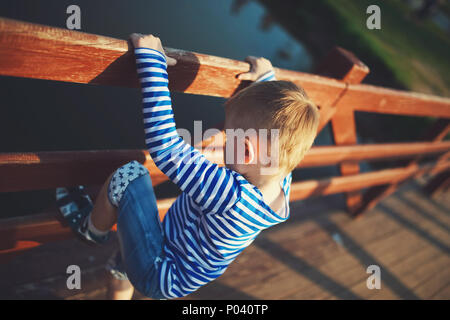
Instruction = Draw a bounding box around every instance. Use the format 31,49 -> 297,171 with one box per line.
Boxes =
0,17 -> 449,262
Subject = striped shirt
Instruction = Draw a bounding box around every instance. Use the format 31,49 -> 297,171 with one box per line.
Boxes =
135,48 -> 292,298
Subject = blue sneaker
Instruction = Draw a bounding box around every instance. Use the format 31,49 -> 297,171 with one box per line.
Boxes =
105,249 -> 128,281
56,185 -> 110,245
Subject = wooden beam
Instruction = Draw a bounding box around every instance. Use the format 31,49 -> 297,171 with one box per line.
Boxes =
2,159 -> 448,261
301,141 -> 450,167
0,193 -> 176,263
315,47 -> 369,134
1,17 -> 449,118
342,83 -> 450,118
1,140 -> 449,192
356,119 -> 450,216
315,46 -> 370,85
0,17 -> 345,104
0,149 -> 167,192
315,46 -> 370,215
289,160 -> 450,201
330,104 -> 362,214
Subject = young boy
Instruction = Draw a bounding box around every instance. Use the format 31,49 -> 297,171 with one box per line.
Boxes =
56,33 -> 319,299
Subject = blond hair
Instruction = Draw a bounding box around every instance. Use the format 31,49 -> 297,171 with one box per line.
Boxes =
224,80 -> 320,175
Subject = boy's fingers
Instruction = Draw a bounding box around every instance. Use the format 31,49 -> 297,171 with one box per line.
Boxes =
129,33 -> 139,44
237,72 -> 255,81
166,56 -> 177,66
129,33 -> 146,47
245,56 -> 258,64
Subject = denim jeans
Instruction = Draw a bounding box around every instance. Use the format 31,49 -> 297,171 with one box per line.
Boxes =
109,162 -> 166,299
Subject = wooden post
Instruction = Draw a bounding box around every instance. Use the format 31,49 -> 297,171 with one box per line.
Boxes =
315,47 -> 370,215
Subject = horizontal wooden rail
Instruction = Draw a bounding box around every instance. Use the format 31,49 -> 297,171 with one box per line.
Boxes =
302,140 -> 450,166
290,160 -> 449,200
1,159 -> 448,261
1,140 -> 450,192
0,17 -> 344,103
0,190 -> 177,263
1,17 -> 450,118
340,83 -> 450,118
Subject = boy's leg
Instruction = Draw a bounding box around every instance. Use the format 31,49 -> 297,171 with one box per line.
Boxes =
106,272 -> 134,300
105,248 -> 135,300
113,165 -> 166,299
91,172 -> 134,300
89,171 -> 118,232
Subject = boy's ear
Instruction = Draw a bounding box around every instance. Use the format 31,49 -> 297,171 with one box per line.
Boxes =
244,137 -> 255,164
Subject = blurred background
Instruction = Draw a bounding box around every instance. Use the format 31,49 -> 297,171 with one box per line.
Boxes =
1,0 -> 449,219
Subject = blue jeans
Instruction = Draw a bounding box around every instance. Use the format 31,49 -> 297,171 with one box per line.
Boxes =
108,162 -> 166,299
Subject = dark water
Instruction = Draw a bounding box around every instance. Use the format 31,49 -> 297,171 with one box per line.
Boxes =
0,0 -> 340,218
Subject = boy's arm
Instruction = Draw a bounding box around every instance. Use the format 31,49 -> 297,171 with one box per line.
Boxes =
255,70 -> 276,82
131,34 -> 239,213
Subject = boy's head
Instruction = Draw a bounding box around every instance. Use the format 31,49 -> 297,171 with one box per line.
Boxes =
223,80 -> 320,179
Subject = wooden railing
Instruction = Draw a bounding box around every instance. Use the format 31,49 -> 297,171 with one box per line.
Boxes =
1,17 -> 449,262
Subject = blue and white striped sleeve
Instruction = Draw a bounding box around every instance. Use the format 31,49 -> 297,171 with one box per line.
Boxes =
255,70 -> 276,82
134,47 -> 239,213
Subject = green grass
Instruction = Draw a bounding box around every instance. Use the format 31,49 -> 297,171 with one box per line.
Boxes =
259,0 -> 450,97
325,0 -> 450,96
258,0 -> 450,143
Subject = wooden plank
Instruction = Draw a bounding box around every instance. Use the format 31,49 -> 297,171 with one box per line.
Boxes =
0,149 -> 167,192
301,141 -> 450,167
1,18 -> 449,118
315,46 -> 370,215
342,83 -> 450,118
413,265 -> 450,299
357,119 -> 450,216
0,195 -> 176,263
315,47 -> 369,134
2,140 -> 449,193
313,228 -> 432,299
330,104 -> 362,214
0,17 -> 345,104
2,160 -> 447,261
289,161 -> 450,201
430,283 -> 450,299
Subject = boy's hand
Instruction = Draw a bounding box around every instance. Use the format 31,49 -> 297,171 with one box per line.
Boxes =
238,56 -> 274,81
129,33 -> 177,66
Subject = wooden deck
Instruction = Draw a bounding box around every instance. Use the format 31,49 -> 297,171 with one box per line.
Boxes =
0,176 -> 449,300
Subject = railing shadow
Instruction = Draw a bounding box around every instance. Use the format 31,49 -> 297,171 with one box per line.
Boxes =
321,217 -> 421,299
253,236 -> 361,299
409,179 -> 450,218
396,193 -> 450,234
89,40 -> 201,94
187,281 -> 257,300
377,203 -> 450,255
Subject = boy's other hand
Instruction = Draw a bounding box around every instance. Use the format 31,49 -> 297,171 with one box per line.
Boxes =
238,56 -> 274,81
129,33 -> 177,66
